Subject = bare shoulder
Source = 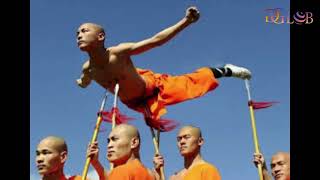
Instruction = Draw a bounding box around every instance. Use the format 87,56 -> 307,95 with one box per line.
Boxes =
110,43 -> 135,54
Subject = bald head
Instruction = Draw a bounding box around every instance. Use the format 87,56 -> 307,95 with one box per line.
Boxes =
77,22 -> 106,51
272,152 -> 290,160
177,125 -> 204,157
36,136 -> 68,175
79,22 -> 105,34
38,136 -> 68,153
271,152 -> 290,180
107,124 -> 141,165
179,125 -> 202,138
112,124 -> 140,140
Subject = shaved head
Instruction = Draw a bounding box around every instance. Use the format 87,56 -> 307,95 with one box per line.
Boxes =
113,124 -> 140,140
177,125 -> 204,157
272,152 -> 290,160
107,124 -> 141,165
38,136 -> 68,153
36,136 -> 68,175
271,152 -> 290,180
77,22 -> 106,51
179,125 -> 202,138
79,22 -> 105,34
271,152 -> 290,166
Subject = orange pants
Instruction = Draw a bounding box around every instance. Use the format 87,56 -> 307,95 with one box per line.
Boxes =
124,67 -> 219,120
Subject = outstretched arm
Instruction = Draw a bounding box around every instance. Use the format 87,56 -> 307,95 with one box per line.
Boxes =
115,6 -> 200,56
87,141 -> 108,180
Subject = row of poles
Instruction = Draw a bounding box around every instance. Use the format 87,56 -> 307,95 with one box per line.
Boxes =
81,79 -> 265,180
81,83 -> 165,180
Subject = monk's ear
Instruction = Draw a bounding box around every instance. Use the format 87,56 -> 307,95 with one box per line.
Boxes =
198,137 -> 204,146
98,32 -> 105,41
131,137 -> 140,149
60,151 -> 68,164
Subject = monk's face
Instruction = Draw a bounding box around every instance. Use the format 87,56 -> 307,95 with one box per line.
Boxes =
36,139 -> 65,175
107,127 -> 132,164
76,23 -> 104,51
177,127 -> 202,157
271,153 -> 290,180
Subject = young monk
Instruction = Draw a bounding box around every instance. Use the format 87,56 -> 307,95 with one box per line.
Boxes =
76,6 -> 251,130
36,136 -> 93,180
87,124 -> 157,180
153,125 -> 221,180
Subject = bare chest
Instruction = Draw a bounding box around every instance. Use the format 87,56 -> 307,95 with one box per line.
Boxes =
90,57 -> 126,86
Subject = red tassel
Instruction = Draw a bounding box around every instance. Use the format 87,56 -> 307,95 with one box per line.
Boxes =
145,116 -> 179,132
248,100 -> 278,109
100,107 -> 135,125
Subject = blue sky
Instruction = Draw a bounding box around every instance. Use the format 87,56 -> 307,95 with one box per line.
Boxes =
31,0 -> 290,179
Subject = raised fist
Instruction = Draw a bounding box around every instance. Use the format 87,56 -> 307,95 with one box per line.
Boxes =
186,6 -> 200,23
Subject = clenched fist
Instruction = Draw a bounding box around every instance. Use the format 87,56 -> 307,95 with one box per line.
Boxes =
185,6 -> 200,23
